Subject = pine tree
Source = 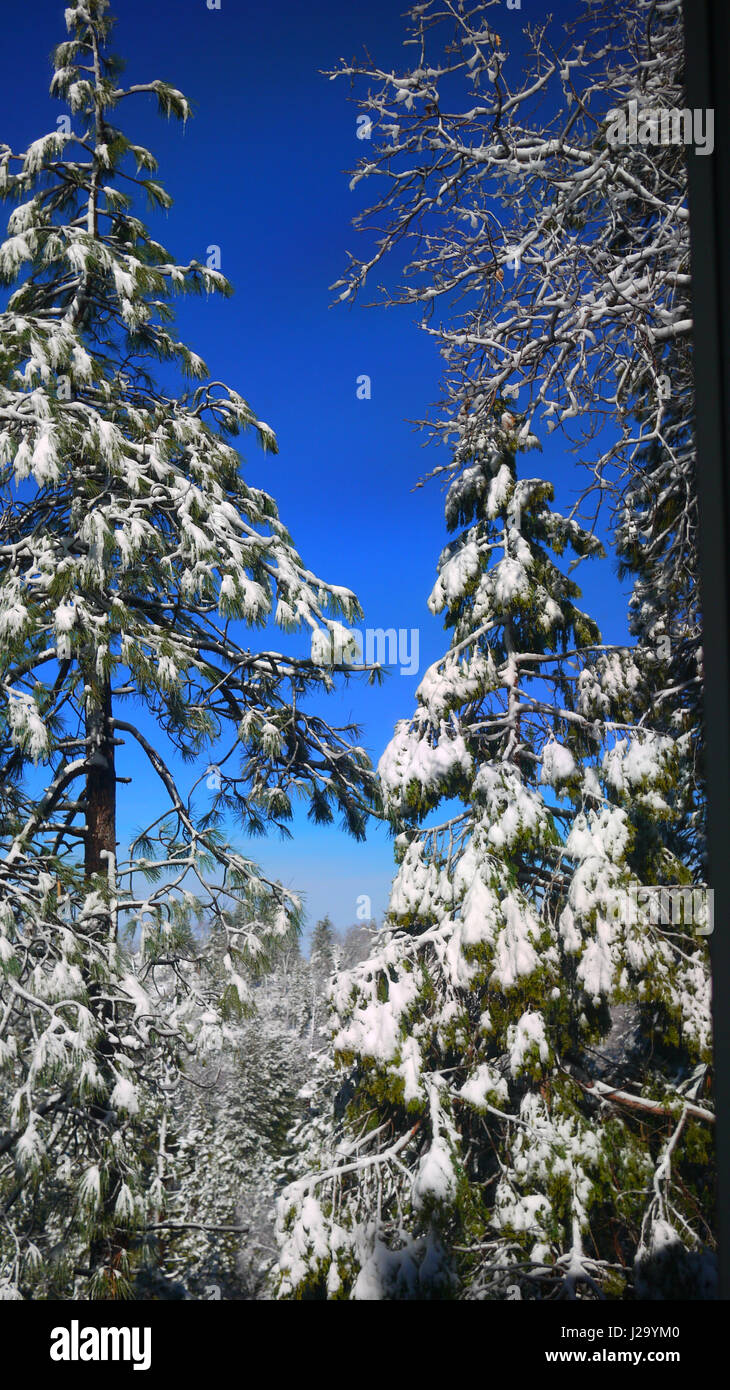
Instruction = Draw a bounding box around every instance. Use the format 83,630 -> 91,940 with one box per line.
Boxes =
276,0 -> 715,1298
310,917 -> 336,979
277,412 -> 606,1296
0,0 -> 372,1298
143,900 -> 350,1300
143,914 -> 312,1300
278,407 -> 714,1300
308,915 -> 336,1050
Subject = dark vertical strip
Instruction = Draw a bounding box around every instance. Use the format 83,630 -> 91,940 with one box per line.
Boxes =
682,0 -> 730,1300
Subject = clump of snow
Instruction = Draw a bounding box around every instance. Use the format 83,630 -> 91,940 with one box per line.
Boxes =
507,1010 -> 549,1078
460,1062 -> 509,1110
412,1133 -> 457,1212
378,719 -> 472,812
428,540 -> 481,613
110,1077 -> 139,1115
541,739 -> 577,787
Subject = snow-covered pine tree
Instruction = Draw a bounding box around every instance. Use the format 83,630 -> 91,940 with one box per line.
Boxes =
310,917 -> 336,979
279,408 -> 714,1300
139,898 -> 313,1301
276,0 -> 715,1298
276,409 -> 625,1297
0,0 -> 373,1298
308,915 -> 337,1051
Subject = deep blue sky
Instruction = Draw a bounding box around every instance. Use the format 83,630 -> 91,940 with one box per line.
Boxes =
1,0 -> 627,941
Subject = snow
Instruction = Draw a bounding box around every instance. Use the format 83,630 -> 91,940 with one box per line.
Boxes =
78,1166 -> 102,1209
333,966 -> 419,1068
7,690 -> 48,760
493,556 -> 530,609
492,894 -> 540,988
310,627 -> 332,665
114,1184 -> 136,1221
487,463 -> 514,516
15,1117 -> 45,1172
473,765 -> 550,851
507,1010 -> 550,1078
398,1035 -> 423,1104
541,739 -> 577,786
603,732 -> 673,792
460,1062 -> 509,1109
110,1077 -> 139,1115
428,540 -> 481,613
378,720 -> 472,811
494,1186 -> 551,1235
412,1133 -> 457,1211
577,926 -> 615,1002
459,871 -> 500,948
416,649 -> 495,721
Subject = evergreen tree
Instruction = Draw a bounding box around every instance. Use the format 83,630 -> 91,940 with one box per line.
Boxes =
308,915 -> 336,1050
276,413 -> 600,1296
278,408 -> 713,1300
0,0 -> 372,1298
148,930 -> 312,1301
310,917 -> 336,979
276,0 -> 714,1298
143,901 -> 345,1300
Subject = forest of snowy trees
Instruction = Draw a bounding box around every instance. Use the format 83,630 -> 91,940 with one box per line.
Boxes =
0,0 -> 718,1304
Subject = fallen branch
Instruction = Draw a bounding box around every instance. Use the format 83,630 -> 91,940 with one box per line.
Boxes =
579,1077 -> 714,1125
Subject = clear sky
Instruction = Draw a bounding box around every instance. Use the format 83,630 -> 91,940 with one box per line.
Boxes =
1,0 -> 628,942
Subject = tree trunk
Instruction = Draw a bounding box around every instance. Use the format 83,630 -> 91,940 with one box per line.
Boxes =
84,677 -> 126,1296
85,678 -> 116,882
